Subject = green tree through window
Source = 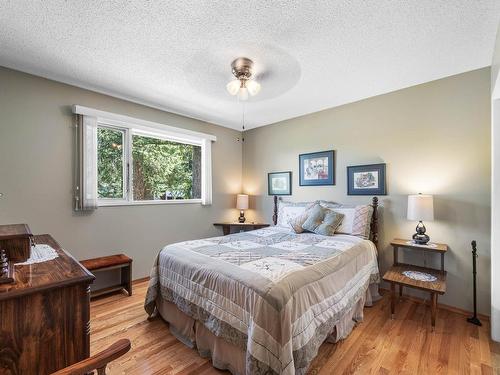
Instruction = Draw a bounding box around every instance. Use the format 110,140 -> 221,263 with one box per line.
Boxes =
97,127 -> 201,201
97,127 -> 124,199
132,135 -> 201,200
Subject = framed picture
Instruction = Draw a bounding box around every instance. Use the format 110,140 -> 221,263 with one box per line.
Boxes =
268,171 -> 292,195
347,163 -> 387,195
299,150 -> 335,186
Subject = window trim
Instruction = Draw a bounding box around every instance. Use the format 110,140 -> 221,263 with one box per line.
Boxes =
98,198 -> 202,207
73,105 -> 216,142
73,106 -> 214,207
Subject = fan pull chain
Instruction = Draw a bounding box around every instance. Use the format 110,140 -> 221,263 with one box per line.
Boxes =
236,94 -> 246,141
240,99 -> 246,131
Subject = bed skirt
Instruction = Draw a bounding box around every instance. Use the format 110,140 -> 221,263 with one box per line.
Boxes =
156,283 -> 380,375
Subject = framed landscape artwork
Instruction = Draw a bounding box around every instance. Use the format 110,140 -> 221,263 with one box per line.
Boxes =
347,163 -> 387,195
299,150 -> 335,186
268,171 -> 292,195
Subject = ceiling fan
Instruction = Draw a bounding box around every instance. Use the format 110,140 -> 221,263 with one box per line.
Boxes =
226,57 -> 261,101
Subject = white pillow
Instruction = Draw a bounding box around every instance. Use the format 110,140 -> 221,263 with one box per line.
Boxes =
333,208 -> 356,234
334,205 -> 374,239
276,200 -> 317,228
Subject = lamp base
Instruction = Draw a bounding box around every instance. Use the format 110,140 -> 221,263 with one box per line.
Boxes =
412,221 -> 430,244
466,316 -> 482,326
412,234 -> 430,245
238,210 -> 246,223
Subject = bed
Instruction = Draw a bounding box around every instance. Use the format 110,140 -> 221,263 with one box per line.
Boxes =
144,197 -> 380,375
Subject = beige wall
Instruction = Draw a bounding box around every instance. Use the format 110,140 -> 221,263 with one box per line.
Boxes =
0,66 -> 492,314
243,68 -> 491,314
0,67 -> 243,279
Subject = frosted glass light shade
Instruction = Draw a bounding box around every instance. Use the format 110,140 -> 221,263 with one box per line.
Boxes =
407,194 -> 434,221
236,194 -> 249,210
226,79 -> 241,95
246,80 -> 261,96
227,79 -> 260,99
237,87 -> 249,101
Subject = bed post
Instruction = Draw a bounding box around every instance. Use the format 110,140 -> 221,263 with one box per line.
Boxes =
371,196 -> 379,250
272,196 -> 278,225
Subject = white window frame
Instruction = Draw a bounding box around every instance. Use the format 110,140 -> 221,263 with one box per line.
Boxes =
73,105 -> 215,207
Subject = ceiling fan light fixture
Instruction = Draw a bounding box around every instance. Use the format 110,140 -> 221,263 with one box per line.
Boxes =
226,57 -> 260,101
226,79 -> 241,96
246,79 -> 261,96
237,86 -> 249,101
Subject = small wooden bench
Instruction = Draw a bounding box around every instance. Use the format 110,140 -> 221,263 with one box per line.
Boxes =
81,254 -> 132,298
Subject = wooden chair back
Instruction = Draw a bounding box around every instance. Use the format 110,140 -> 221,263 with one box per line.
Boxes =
51,339 -> 131,375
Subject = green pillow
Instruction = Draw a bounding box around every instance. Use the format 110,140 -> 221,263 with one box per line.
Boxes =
302,205 -> 344,236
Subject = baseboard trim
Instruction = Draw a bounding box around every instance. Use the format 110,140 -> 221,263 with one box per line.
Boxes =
133,276 -> 150,285
379,287 -> 489,321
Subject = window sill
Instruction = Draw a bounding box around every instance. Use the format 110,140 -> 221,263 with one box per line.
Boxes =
98,199 -> 202,207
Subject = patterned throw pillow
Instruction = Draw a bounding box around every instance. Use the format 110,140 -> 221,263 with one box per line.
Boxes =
288,203 -> 318,233
301,205 -> 344,236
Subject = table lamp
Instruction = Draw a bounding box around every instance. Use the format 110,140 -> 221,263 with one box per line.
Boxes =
236,194 -> 249,223
407,193 -> 434,244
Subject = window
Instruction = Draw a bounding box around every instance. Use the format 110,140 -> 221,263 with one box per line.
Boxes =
97,127 -> 125,200
73,105 -> 214,208
131,134 -> 201,201
96,124 -> 205,205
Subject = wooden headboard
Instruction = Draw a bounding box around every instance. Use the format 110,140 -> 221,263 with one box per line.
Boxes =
272,196 -> 379,249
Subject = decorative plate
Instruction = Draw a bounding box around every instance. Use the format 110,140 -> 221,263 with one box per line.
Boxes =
402,270 -> 437,282
405,241 -> 437,248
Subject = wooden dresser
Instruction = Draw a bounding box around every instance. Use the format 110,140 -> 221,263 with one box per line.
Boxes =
0,234 -> 95,375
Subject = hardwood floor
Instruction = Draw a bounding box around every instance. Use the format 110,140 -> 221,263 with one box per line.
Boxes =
90,280 -> 500,374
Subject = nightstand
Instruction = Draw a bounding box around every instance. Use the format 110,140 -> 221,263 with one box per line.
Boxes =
382,238 -> 448,328
213,222 -> 270,236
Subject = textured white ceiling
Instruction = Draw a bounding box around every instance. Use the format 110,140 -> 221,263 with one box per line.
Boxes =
1,1 -> 499,130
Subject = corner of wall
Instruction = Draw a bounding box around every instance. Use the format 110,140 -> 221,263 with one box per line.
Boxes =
490,21 -> 500,342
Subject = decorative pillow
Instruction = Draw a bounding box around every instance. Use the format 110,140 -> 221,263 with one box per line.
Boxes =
352,204 -> 374,239
276,200 -> 317,228
334,205 -> 374,239
301,205 -> 344,236
288,203 -> 318,233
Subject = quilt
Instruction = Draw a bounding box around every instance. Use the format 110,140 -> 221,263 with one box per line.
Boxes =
145,226 -> 379,374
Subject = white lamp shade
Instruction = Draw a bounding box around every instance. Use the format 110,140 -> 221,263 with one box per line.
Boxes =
226,79 -> 241,95
246,80 -> 261,96
236,194 -> 249,210
407,194 -> 434,221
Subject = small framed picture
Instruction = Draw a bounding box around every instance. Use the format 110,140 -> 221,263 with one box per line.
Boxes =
299,150 -> 335,186
268,171 -> 292,196
347,163 -> 387,195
